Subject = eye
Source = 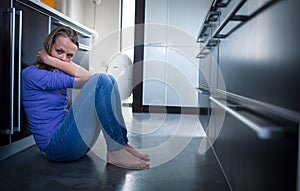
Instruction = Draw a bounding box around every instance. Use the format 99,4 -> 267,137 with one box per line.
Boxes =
66,53 -> 74,58
56,49 -> 63,54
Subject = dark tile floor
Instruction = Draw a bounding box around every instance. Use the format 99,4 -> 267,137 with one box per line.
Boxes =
0,113 -> 230,191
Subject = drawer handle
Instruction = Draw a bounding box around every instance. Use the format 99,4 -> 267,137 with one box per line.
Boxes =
197,0 -> 230,42
206,11 -> 221,22
7,7 -> 16,135
212,0 -> 282,39
195,85 -> 210,95
205,39 -> 220,48
196,47 -> 210,59
214,0 -> 232,8
212,0 -> 248,39
197,24 -> 212,43
209,96 -> 288,140
205,0 -> 229,22
15,10 -> 22,132
3,8 -> 22,134
217,89 -> 300,123
196,39 -> 220,59
79,43 -> 90,51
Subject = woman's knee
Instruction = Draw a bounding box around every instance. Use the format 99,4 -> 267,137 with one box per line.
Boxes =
95,73 -> 117,87
107,74 -> 117,84
93,73 -> 114,93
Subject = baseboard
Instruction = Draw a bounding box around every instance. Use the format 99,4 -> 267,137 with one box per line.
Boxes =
132,106 -> 210,115
0,135 -> 35,160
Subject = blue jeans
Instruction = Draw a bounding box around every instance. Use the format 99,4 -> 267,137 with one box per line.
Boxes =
44,74 -> 128,162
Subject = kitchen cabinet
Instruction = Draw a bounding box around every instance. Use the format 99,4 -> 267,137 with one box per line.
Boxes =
197,0 -> 300,190
196,0 -> 222,132
209,92 -> 298,190
213,107 -> 298,191
0,0 -> 93,159
143,45 -> 200,107
218,0 -> 300,111
0,0 -> 49,149
143,46 -> 167,106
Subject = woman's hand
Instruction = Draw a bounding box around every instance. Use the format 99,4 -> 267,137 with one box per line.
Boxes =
36,49 -> 92,87
37,49 -> 51,65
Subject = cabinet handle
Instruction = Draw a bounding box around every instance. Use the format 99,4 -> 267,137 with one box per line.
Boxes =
197,0 -> 230,43
211,0 -> 248,39
205,39 -> 220,48
6,8 -> 16,135
79,43 -> 90,51
214,0 -> 232,8
209,96 -> 292,140
195,85 -> 210,95
204,0 -> 223,23
196,39 -> 220,59
5,8 -> 22,134
196,47 -> 209,59
217,89 -> 300,123
206,11 -> 221,22
15,10 -> 23,132
209,0 -> 231,15
197,24 -> 212,43
212,0 -> 281,39
197,24 -> 210,42
144,42 -> 165,47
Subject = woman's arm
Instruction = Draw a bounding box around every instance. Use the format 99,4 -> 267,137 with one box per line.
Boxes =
37,49 -> 92,87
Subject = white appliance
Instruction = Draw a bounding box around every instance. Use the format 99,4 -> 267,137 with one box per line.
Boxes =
106,53 -> 133,101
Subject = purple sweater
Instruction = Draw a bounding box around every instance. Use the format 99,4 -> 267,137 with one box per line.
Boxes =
22,65 -> 75,151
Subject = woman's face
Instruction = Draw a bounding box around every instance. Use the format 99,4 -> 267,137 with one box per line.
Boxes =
50,35 -> 78,63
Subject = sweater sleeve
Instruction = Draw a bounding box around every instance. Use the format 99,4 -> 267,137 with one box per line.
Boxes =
22,66 -> 75,91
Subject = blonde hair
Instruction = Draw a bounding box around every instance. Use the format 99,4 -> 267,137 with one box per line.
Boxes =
35,26 -> 79,71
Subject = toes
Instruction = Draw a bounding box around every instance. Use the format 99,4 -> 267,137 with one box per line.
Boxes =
108,160 -> 150,170
124,145 -> 150,161
106,149 -> 150,170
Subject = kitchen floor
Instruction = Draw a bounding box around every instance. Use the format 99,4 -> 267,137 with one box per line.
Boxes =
0,108 -> 230,191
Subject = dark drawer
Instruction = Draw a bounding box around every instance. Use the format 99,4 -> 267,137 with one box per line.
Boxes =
213,108 -> 298,191
218,0 -> 300,111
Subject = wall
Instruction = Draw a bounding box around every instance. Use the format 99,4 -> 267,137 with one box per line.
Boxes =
90,0 -> 121,73
65,0 -> 87,25
64,0 -> 121,73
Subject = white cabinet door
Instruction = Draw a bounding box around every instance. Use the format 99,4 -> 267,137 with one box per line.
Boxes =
168,0 -> 209,46
144,0 -> 168,45
143,0 -> 209,107
143,0 -> 168,106
166,47 -> 199,106
143,46 -> 167,105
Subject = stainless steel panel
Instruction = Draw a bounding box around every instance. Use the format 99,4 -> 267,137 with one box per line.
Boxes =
218,0 -> 300,112
214,111 -> 298,191
0,1 -> 14,141
197,0 -> 300,190
0,1 -> 50,146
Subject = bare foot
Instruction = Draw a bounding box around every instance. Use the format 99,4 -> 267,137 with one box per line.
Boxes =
106,148 -> 149,170
124,144 -> 150,161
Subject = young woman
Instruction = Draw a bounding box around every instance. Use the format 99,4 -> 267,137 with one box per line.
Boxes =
22,26 -> 149,169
